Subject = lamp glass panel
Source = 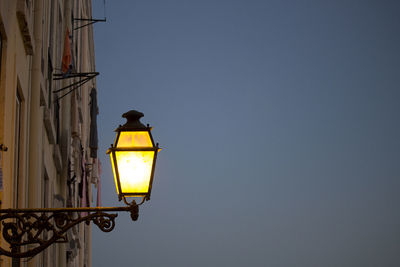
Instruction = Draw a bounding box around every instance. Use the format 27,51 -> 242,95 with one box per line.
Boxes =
115,150 -> 155,194
117,131 -> 152,148
110,153 -> 120,194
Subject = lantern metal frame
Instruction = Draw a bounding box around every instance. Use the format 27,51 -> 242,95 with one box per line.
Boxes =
107,110 -> 160,202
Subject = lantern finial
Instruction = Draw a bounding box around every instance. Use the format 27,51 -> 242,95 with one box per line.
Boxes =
118,110 -> 147,131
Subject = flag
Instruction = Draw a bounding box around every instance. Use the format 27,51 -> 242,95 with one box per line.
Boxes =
62,28 -> 72,74
80,153 -> 89,217
89,88 -> 98,158
96,160 -> 102,207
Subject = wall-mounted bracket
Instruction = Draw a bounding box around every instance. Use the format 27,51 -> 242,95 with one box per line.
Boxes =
0,144 -> 8,151
0,202 -> 139,258
73,18 -> 106,31
53,72 -> 99,100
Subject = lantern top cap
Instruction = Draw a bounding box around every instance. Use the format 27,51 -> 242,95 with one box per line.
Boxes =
117,110 -> 148,131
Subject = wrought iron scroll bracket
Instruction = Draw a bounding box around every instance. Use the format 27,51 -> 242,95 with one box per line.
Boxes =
0,204 -> 138,258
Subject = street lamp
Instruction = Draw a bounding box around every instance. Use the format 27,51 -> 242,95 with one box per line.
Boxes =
107,110 -> 159,203
0,110 -> 160,258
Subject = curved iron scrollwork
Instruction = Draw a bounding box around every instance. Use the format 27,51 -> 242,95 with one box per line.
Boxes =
0,203 -> 138,258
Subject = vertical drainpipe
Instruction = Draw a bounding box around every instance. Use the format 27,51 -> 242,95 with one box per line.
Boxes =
60,1 -> 72,197
27,0 -> 43,266
59,1 -> 73,266
87,2 -> 95,264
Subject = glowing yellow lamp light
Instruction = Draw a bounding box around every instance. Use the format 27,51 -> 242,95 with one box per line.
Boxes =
107,110 -> 159,201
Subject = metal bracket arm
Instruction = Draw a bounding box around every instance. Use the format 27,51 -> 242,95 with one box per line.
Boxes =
0,204 -> 138,258
73,18 -> 106,31
52,72 -> 99,100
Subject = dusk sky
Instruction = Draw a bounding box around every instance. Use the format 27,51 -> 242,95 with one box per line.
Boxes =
91,1 -> 400,266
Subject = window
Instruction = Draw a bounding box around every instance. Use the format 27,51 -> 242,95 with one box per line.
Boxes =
42,173 -> 50,266
13,92 -> 22,208
12,91 -> 22,267
47,52 -> 53,108
48,0 -> 54,108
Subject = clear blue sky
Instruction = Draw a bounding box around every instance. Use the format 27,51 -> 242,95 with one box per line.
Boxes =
92,1 -> 400,266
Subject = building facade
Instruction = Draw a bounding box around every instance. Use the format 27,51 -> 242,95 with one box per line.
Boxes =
0,0 -> 99,266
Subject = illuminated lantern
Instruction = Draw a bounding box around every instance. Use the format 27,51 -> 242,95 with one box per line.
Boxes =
107,110 -> 159,201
